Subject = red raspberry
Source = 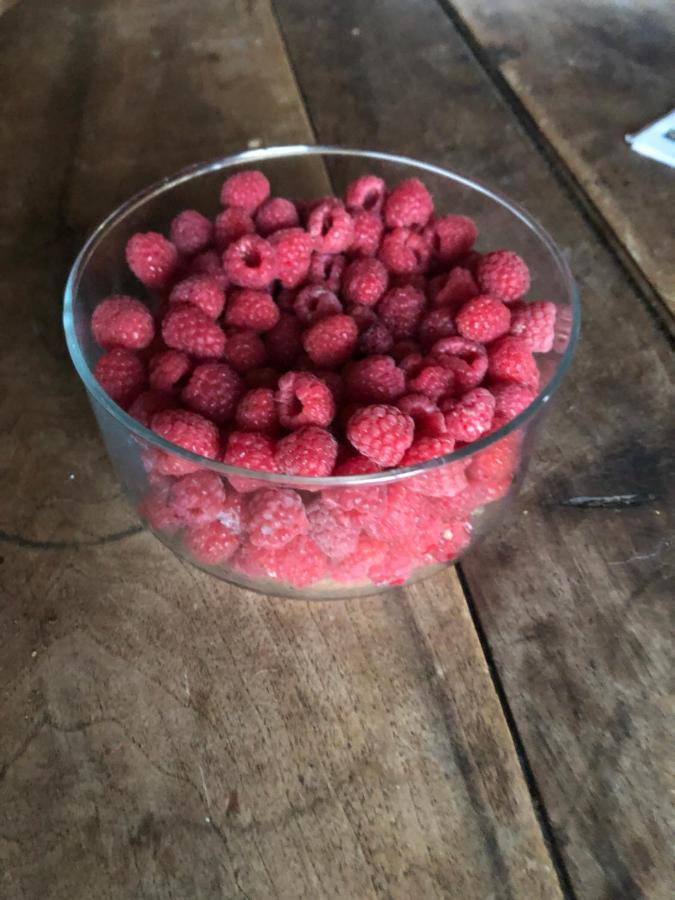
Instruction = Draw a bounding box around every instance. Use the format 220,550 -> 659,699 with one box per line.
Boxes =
168,470 -> 228,525
223,234 -> 276,289
368,544 -> 418,586
225,289 -> 280,332
246,488 -> 307,549
344,174 -> 386,215
430,336 -> 488,392
149,349 -> 191,392
406,360 -> 455,402
468,430 -> 521,484
307,252 -> 346,292
265,313 -> 302,369
509,301 -> 556,352
219,170 -> 270,212
427,215 -> 477,264
139,484 -> 183,533
390,340 -> 421,363
269,228 -> 314,289
418,308 -> 457,348
222,431 -> 278,492
323,454 -> 387,523
378,227 -> 430,276
402,436 -> 468,498
214,207 -> 255,251
384,178 -> 433,228
396,393 -> 447,437
365,483 -> 442,551
348,211 -> 384,258
307,199 -> 354,253
223,329 -> 267,373
377,285 -> 426,339
181,361 -> 243,424
169,275 -> 225,319
347,404 -> 414,467
293,284 -> 342,325
344,356 -> 406,404
151,409 -> 220,475
430,266 -> 479,309
235,388 -> 279,434
184,520 -> 240,565
276,371 -> 335,429
306,499 -> 361,560
302,314 -> 358,368
128,389 -> 174,427
348,303 -> 378,333
358,321 -> 393,356
94,348 -> 145,408
491,382 -> 537,421
125,232 -> 179,290
341,258 -> 388,306
275,425 -> 337,476
187,250 -> 222,276
272,535 -> 328,588
162,303 -> 225,358
332,532 -> 387,584
91,296 -> 154,350
306,368 -> 344,406
477,251 -> 530,302
441,387 -> 496,442
487,336 -> 540,388
426,519 -> 472,563
170,209 -> 213,256
455,294 -> 511,344
254,197 -> 299,236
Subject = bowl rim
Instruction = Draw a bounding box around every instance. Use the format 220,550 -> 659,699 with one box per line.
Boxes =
63,144 -> 581,488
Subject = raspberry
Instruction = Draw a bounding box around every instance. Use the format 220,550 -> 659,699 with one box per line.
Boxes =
293,284 -> 342,325
149,349 -> 191,392
341,258 -> 388,306
509,301 -> 556,352
468,430 -> 521,484
128,389 -> 173,427
94,349 -> 145,408
170,209 -> 213,256
487,336 -> 539,388
396,393 -> 447,437
377,285 -> 426,339
365,483 -> 442,551
269,228 -> 314,289
307,199 -> 354,253
307,369 -> 344,406
306,500 -> 361,560
378,228 -> 430,276
139,484 -> 183,533
223,329 -> 267,373
430,336 -> 488,392
348,303 -> 378,333
368,545 -> 418,586
390,340 -> 421,363
188,250 -> 222,276
384,178 -> 433,229
125,232 -> 179,290
441,387 -> 496,442
246,488 -> 307,549
427,215 -> 477,264
91,296 -> 154,350
333,532 -> 388,583
222,431 -> 278,492
406,360 -> 455,402
455,294 -> 511,344
307,252 -> 346,291
272,535 -> 328,587
223,234 -> 276,289
169,275 -> 225,319
418,308 -> 457,348
184,520 -> 239,565
214,207 -> 255,251
225,289 -> 280,332
347,404 -> 414,467
348,211 -> 384,258
181,362 -> 243,424
235,388 -> 279,434
168,470 -> 228,525
265,313 -> 302,369
402,436 -> 468,498
491,382 -> 537,421
344,356 -> 405,404
275,425 -> 337,476
276,372 -> 335,429
254,198 -> 299,236
162,303 -> 226,358
302,314 -> 358,368
398,351 -> 424,375
219,170 -> 270,212
151,409 -> 220,474
323,454 -> 387,523
344,174 -> 386,215
477,251 -> 530,302
430,266 -> 479,309
426,519 -> 472,563
358,321 -> 393,356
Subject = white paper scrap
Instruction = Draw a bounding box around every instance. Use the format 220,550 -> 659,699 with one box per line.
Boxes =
625,109 -> 675,169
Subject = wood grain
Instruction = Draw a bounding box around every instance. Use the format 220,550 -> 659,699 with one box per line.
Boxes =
273,1 -> 675,897
0,1 -> 561,897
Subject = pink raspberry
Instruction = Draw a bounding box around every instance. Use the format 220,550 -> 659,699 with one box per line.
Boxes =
91,296 -> 154,351
275,425 -> 337,476
223,234 -> 276,289
344,174 -> 386,215
323,455 -> 387,523
307,252 -> 346,291
276,371 -> 335,429
426,519 -> 472,563
168,470 -> 228,525
170,209 -> 213,256
151,409 -> 220,475
302,314 -> 358,368
418,308 -> 457,348
269,228 -> 314,289
348,211 -> 384,258
222,431 -> 278,492
468,430 -> 521,484
149,349 -> 191,392
162,303 -> 226,359
347,404 -> 414,467
272,535 -> 328,588
265,313 -> 302,369
368,544 -> 418,586
214,207 -> 255,251
455,294 -> 511,344
377,285 -> 426,339
225,289 -> 280,332
139,484 -> 183,533
307,199 -> 354,253
477,251 -> 530,302
348,303 -> 378,333
384,178 -> 433,228
509,301 -> 556,352
128,390 -> 174,427
344,356 -> 406,404
491,382 -> 537,421
396,393 -> 447,437
246,488 -> 307,549
219,170 -> 270,212
430,336 -> 488,392
181,361 -> 243,424
441,387 -> 496,442
430,266 -> 479,309
235,388 -> 279,434
402,436 -> 468,498
427,215 -> 477,264
487,336 -> 540,388
187,249 -> 223,276
293,284 -> 342,325
333,532 -> 388,584
94,349 -> 145,408
406,360 -> 455,402
358,321 -> 393,356
365,483 -> 442,551
184,520 -> 240,565
169,275 -> 225,319
125,232 -> 179,290
223,329 -> 267,373
306,499 -> 361,561
254,197 -> 299,236
341,258 -> 388,306
378,227 -> 430,276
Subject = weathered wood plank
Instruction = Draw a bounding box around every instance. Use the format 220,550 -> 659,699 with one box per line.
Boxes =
273,1 -> 675,897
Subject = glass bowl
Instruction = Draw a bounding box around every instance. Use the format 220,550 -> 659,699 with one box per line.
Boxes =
63,145 -> 580,599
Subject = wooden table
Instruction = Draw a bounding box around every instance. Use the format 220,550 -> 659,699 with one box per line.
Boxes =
1,1 -> 673,897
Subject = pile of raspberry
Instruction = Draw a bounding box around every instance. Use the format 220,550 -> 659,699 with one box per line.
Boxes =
90,169 -> 556,589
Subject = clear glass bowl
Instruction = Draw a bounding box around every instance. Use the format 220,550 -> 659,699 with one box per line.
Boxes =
63,145 -> 580,599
